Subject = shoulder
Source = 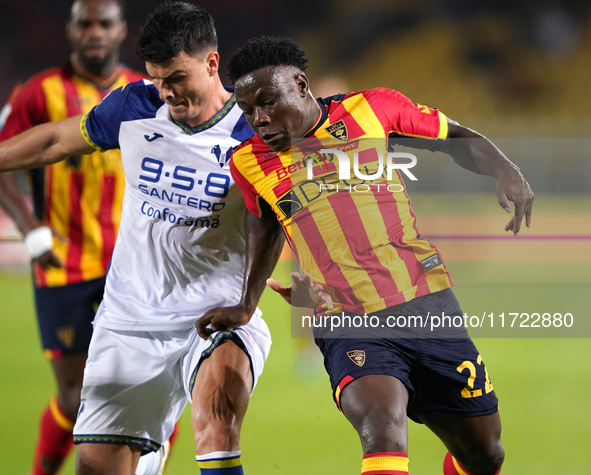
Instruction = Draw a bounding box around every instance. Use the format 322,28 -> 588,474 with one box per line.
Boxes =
97,79 -> 163,121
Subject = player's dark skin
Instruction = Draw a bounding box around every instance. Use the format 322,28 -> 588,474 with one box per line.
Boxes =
233,65 -> 534,474
0,0 -> 127,446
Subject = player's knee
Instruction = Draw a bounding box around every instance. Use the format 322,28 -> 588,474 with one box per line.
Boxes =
57,381 -> 83,420
461,439 -> 505,475
355,407 -> 408,454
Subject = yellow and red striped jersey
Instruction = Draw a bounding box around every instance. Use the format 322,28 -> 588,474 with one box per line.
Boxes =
0,63 -> 145,287
231,88 -> 453,315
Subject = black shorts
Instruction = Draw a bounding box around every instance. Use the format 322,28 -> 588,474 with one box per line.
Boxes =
314,289 -> 499,423
34,277 -> 105,359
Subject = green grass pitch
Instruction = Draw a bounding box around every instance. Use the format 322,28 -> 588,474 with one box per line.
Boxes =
1,194 -> 590,474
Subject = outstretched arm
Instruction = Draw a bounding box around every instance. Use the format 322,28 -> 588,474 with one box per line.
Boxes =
443,120 -> 534,235
0,113 -> 94,266
196,211 -> 285,339
0,114 -> 93,172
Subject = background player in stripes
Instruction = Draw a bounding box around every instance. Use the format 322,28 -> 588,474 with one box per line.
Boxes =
0,1 -> 151,474
0,3 -> 283,475
226,36 -> 534,475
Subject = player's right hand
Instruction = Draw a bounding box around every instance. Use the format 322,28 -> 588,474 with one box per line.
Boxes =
267,272 -> 334,310
35,249 -> 63,269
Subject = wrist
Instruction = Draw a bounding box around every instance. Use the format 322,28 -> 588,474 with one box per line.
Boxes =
24,226 -> 53,259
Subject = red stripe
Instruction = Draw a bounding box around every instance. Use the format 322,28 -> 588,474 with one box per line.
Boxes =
335,375 -> 354,410
230,158 -> 264,218
294,208 -> 359,309
328,191 -> 399,300
326,101 -> 366,137
372,183 -> 428,291
65,173 -> 84,284
99,173 -> 117,271
272,179 -> 291,199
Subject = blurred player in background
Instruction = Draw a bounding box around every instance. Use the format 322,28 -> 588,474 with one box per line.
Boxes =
0,1 -> 150,474
0,3 -> 282,474
227,36 -> 534,475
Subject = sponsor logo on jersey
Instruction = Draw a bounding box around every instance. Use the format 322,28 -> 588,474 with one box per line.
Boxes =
144,132 -> 164,142
326,120 -> 348,142
276,190 -> 302,218
140,201 -> 220,228
347,350 -> 366,367
211,144 -> 233,167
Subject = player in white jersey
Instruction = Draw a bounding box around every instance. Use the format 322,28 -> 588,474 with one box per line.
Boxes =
0,3 -> 284,475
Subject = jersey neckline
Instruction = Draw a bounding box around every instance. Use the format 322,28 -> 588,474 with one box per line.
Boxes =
172,88 -> 236,135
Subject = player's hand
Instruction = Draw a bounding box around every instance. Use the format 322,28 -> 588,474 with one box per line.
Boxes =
34,249 -> 63,269
495,168 -> 534,235
196,305 -> 251,340
266,272 -> 334,310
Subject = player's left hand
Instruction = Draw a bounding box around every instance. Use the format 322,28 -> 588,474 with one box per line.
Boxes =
196,305 -> 251,340
495,168 -> 534,235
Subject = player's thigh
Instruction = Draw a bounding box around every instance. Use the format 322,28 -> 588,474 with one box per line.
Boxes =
76,442 -> 143,475
408,337 -> 499,422
34,277 -> 105,359
340,374 -> 409,439
74,324 -> 187,453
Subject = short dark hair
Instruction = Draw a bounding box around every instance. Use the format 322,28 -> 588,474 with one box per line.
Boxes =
137,2 -> 217,64
227,36 -> 308,84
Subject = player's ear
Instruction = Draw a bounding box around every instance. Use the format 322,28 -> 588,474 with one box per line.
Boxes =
118,20 -> 128,42
205,51 -> 220,77
295,73 -> 309,97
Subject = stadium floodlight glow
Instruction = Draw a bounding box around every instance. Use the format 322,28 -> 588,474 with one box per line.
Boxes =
306,149 -> 418,181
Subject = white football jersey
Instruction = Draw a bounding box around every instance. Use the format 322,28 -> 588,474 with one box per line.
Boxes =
82,80 -> 257,330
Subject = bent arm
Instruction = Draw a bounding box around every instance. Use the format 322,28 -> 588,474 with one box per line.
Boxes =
0,114 -> 94,172
196,211 -> 285,339
443,120 -> 518,178
0,172 -> 41,236
239,212 -> 285,315
442,119 -> 534,235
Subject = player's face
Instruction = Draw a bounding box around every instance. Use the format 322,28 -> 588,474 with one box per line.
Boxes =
147,51 -> 220,126
234,66 -> 315,152
67,0 -> 127,69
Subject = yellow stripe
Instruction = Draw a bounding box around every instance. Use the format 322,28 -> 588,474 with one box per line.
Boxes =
42,75 -> 67,122
80,112 -> 106,152
452,456 -> 471,475
49,397 -> 74,432
438,110 -> 448,139
197,457 -> 242,469
72,78 -> 104,281
362,454 -> 409,472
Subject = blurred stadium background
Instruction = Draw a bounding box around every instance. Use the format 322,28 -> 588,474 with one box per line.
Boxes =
1,0 -> 590,474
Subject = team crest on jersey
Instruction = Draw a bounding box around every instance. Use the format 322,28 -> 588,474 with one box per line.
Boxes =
211,144 -> 233,168
347,350 -> 366,367
326,120 -> 348,142
56,325 -> 75,349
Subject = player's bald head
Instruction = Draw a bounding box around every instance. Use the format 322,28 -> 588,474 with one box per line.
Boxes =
70,0 -> 126,22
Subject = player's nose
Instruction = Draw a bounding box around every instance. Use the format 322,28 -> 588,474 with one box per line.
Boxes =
253,107 -> 270,127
